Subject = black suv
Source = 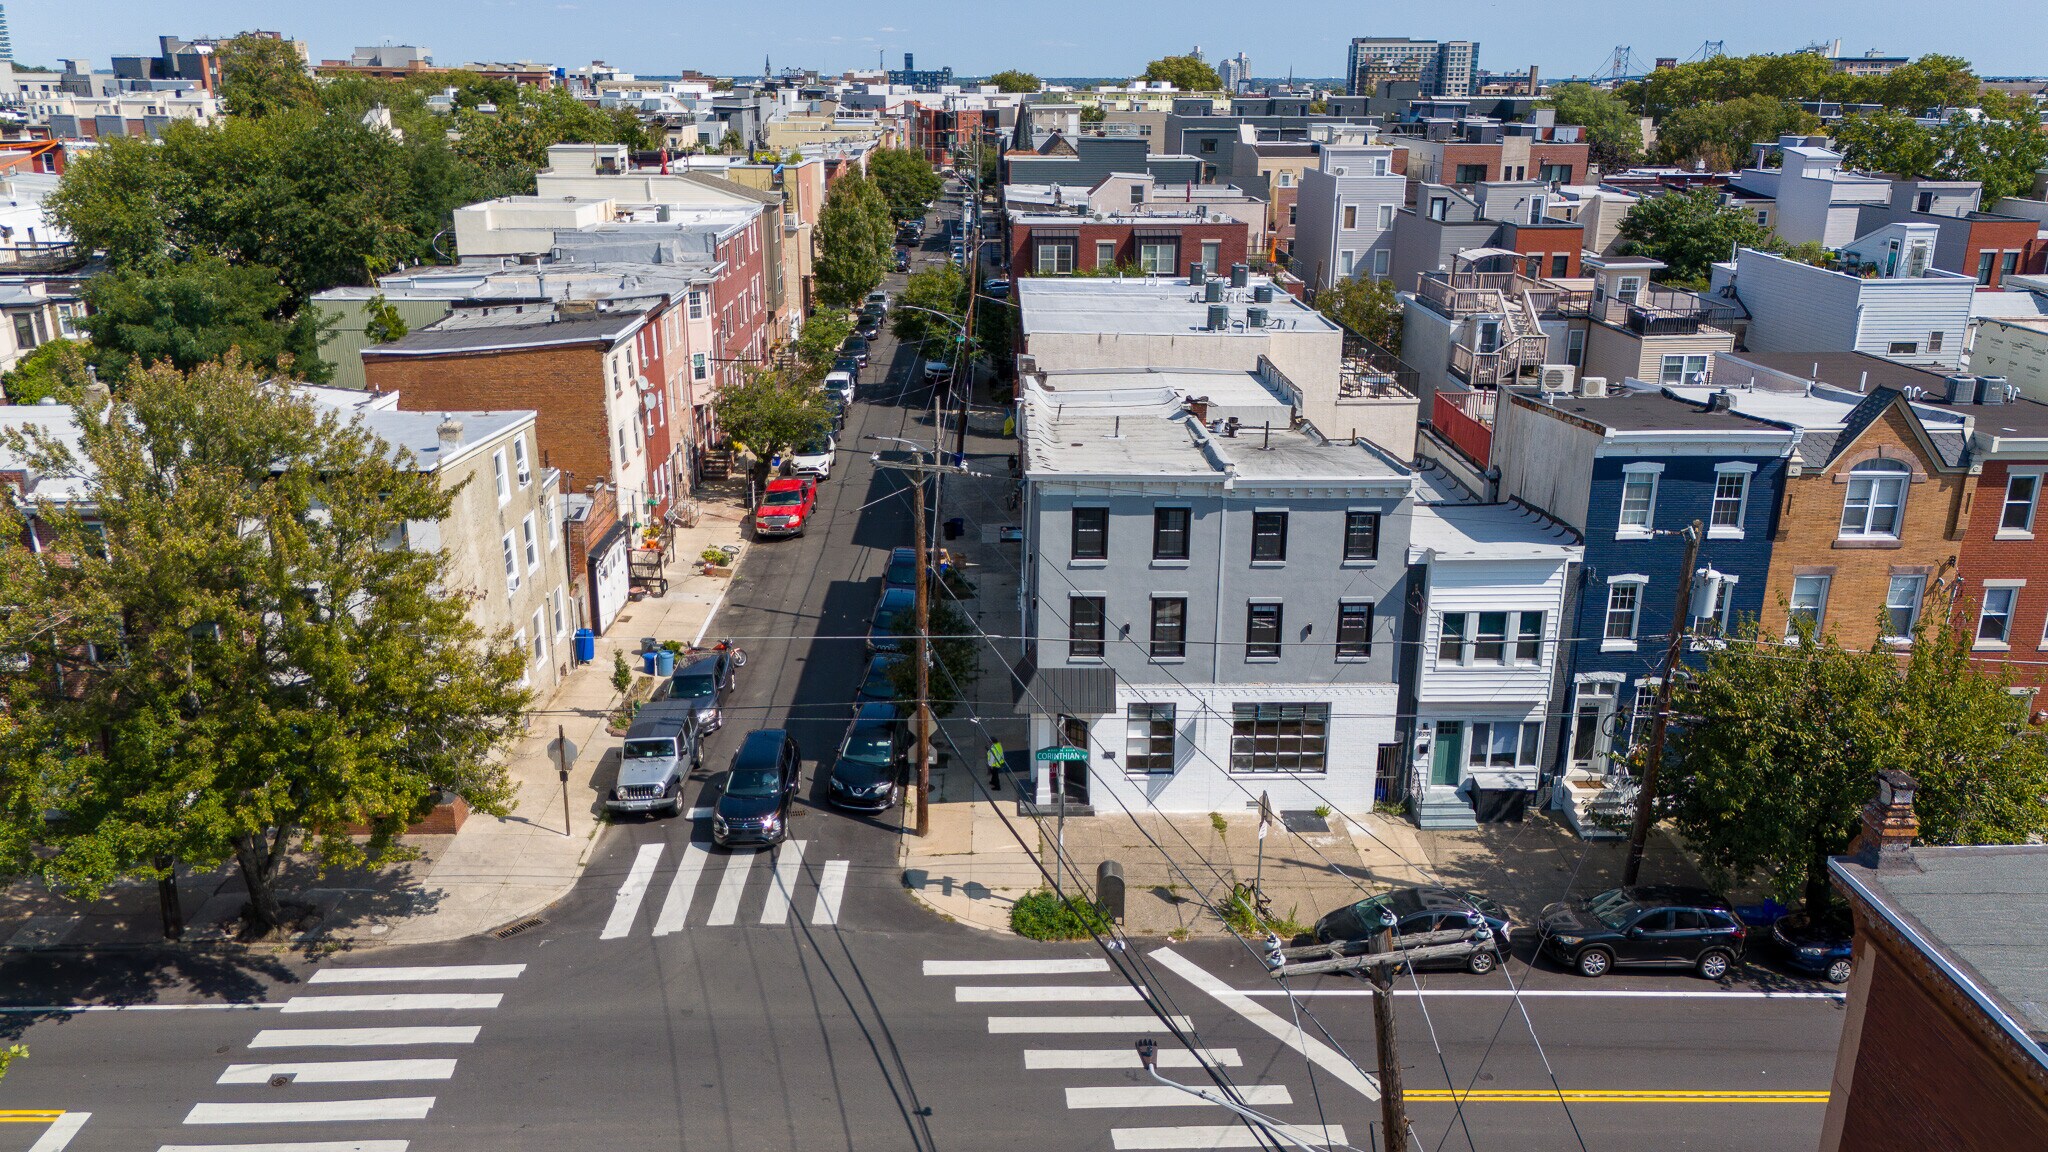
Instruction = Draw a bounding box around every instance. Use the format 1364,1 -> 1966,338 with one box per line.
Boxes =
829,702 -> 903,811
1313,886 -> 1513,975
712,729 -> 802,848
1540,886 -> 1747,979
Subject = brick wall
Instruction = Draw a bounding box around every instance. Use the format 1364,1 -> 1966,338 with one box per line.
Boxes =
1527,142 -> 1589,185
1956,456 -> 2048,688
363,346 -> 614,496
1010,220 -> 1251,275
1963,217 -> 2044,289
1761,404 -> 1971,647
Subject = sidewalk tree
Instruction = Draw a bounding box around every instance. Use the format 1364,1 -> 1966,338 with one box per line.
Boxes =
1540,83 -> 1643,169
815,171 -> 892,309
80,254 -> 334,382
891,594 -> 982,717
892,263 -> 967,350
986,70 -> 1041,93
868,148 -> 944,223
712,365 -> 832,472
1139,55 -> 1221,92
791,312 -> 853,382
1615,187 -> 1775,286
1894,610 -> 2048,847
1316,274 -> 1403,356
217,33 -> 319,119
0,358 -> 528,935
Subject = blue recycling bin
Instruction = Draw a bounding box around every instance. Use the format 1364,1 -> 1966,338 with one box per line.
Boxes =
641,650 -> 659,676
655,648 -> 675,677
573,628 -> 595,664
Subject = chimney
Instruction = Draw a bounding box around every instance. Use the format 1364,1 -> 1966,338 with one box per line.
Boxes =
437,416 -> 464,452
1186,396 -> 1210,424
1706,390 -> 1732,412
1847,770 -> 1921,871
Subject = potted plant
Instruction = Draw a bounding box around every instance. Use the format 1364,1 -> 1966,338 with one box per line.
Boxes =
701,544 -> 739,577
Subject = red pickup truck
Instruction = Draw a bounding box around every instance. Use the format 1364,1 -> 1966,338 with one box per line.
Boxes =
753,477 -> 817,538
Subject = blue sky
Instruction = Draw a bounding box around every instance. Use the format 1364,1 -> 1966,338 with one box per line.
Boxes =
11,1 -> 2046,79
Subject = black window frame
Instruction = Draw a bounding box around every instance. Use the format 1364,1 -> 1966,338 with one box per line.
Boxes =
1153,506 -> 1191,560
1124,703 -> 1177,774
1228,702 -> 1331,773
1150,597 -> 1187,659
1069,595 -> 1106,659
1343,510 -> 1380,561
1246,602 -> 1283,660
1336,602 -> 1373,658
1250,511 -> 1288,563
1071,506 -> 1108,560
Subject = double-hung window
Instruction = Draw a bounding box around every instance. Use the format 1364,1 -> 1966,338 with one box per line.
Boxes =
1883,575 -> 1926,641
1125,704 -> 1177,773
1071,507 -> 1108,560
1229,703 -> 1330,773
1150,597 -> 1187,659
1251,511 -> 1287,562
1343,511 -> 1379,561
1069,596 -> 1106,659
1036,241 -> 1075,274
1138,242 -> 1178,275
493,451 -> 510,505
521,514 -> 540,572
1466,721 -> 1542,769
1787,575 -> 1830,639
1977,586 -> 2019,647
1605,579 -> 1644,647
1618,465 -> 1659,535
501,533 -> 520,594
1842,460 -> 1909,538
1515,612 -> 1544,662
1710,464 -> 1752,537
1473,612 -> 1509,663
1437,611 -> 1546,665
1336,602 -> 1373,659
1153,507 -> 1190,560
513,436 -> 531,487
1095,240 -> 1118,268
1246,602 -> 1283,660
1659,353 -> 1709,385
2001,472 -> 2039,535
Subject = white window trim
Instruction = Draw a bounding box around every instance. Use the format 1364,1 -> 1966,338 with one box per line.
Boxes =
1603,575 -> 1647,652
1997,469 -> 2041,540
1977,581 -> 2023,651
1617,463 -> 1662,540
1786,573 -> 1831,641
1708,462 -> 1756,540
1842,467 -> 1910,540
1881,574 -> 1927,646
501,532 -> 521,595
492,450 -> 510,506
522,513 -> 540,574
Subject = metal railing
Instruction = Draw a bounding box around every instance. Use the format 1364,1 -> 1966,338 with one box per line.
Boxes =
1589,285 -> 1746,336
1338,329 -> 1419,401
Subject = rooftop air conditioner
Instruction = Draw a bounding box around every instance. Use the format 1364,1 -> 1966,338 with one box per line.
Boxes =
1537,364 -> 1576,394
1578,375 -> 1609,399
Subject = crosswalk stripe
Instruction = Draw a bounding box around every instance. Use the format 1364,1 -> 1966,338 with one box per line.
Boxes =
923,959 -> 1111,976
811,859 -> 849,925
249,1028 -> 480,1049
218,1061 -> 457,1085
26,1113 -> 89,1152
1110,1123 -> 1348,1149
1150,947 -> 1380,1102
760,840 -> 806,924
599,844 -> 664,939
308,966 -> 522,984
277,995 -> 500,1014
158,1144 -> 409,1152
956,986 -> 1144,1003
988,1015 -> 1192,1034
706,849 -> 757,926
685,807 -> 712,819
1068,1086 -> 1291,1109
1025,1049 -> 1242,1070
184,1099 -> 435,1124
652,842 -> 712,936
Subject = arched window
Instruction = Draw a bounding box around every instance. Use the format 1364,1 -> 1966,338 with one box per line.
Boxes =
1841,459 -> 1909,538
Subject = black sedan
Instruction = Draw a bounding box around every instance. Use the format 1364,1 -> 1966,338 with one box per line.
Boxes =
856,654 -> 904,705
842,336 -> 871,367
662,650 -> 737,763
1540,886 -> 1748,979
1314,886 -> 1513,975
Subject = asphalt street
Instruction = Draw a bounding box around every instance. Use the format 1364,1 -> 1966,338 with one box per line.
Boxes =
0,195 -> 1848,1152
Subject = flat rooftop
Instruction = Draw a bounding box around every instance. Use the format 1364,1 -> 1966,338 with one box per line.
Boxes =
1409,501 -> 1582,562
1018,275 -> 1335,338
1517,384 -> 1792,435
1022,389 -> 1407,485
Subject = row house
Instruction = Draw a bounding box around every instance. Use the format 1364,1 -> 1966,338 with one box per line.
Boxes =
1290,140 -> 1406,291
1387,111 -> 1589,196
1711,234 -> 1976,372
1005,182 -> 1258,279
1386,181 -> 1587,299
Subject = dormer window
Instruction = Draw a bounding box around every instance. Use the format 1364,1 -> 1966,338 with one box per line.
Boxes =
1841,459 -> 1909,538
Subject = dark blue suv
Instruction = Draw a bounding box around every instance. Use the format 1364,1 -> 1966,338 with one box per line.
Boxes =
712,729 -> 802,848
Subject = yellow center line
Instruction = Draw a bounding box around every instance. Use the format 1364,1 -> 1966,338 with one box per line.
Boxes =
0,1110 -> 66,1122
1406,1089 -> 1829,1104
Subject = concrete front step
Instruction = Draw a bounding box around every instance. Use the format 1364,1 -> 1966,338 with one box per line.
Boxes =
1413,794 -> 1478,830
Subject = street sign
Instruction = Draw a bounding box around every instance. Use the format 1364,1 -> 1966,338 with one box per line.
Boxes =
1036,745 -> 1088,762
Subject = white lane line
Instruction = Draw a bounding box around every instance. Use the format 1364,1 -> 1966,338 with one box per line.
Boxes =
219,1060 -> 457,1084
249,1027 -> 480,1048
811,859 -> 850,925
923,959 -> 1111,976
277,995 -> 500,1014
685,806 -> 712,819
706,849 -> 758,926
988,1015 -> 1192,1033
27,1113 -> 89,1152
1238,989 -> 1848,1000
599,843 -> 665,940
1150,947 -> 1379,1102
0,1005 -> 275,1013
308,966 -> 522,984
652,842 -> 712,936
1026,1048 -> 1242,1070
1068,1085 -> 1291,1109
956,986 -> 1144,1003
159,1144 -> 408,1152
1111,1123 -> 1348,1150
759,840 -> 807,924
183,1098 -> 436,1124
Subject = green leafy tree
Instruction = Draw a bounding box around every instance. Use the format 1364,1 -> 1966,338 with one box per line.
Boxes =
718,129 -> 746,154
1831,110 -> 1946,181
1615,188 -> 1775,286
1079,105 -> 1107,124
889,594 -> 982,717
868,148 -> 944,223
0,339 -> 94,406
362,294 -> 411,344
0,358 -> 528,933
712,366 -> 832,470
1653,94 -> 1820,170
892,263 -> 967,350
985,70 -> 1041,94
1316,274 -> 1403,356
815,171 -> 892,309
1140,55 -> 1222,92
81,255 -> 333,382
1871,54 -> 1980,112
1834,98 -> 2048,201
44,134 -> 181,268
1541,83 -> 1644,169
1895,613 -> 2048,847
216,34 -> 318,119
791,312 -> 853,382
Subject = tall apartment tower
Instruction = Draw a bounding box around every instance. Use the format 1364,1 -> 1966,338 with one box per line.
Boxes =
0,5 -> 13,62
1219,52 -> 1251,93
1346,37 -> 1479,98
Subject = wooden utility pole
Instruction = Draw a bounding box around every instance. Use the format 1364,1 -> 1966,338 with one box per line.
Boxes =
910,468 -> 934,837
1369,924 -> 1409,1152
1623,519 -> 1702,888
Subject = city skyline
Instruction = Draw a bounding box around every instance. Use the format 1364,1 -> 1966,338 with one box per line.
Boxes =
8,0 -> 2046,79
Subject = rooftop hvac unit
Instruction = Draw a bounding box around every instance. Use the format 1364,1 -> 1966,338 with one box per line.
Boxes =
1981,375 -> 2009,405
1189,261 -> 1206,285
1944,374 -> 1978,404
1207,304 -> 1230,331
1253,283 -> 1275,304
1537,364 -> 1576,394
1230,263 -> 1250,289
1205,279 -> 1224,303
1248,306 -> 1268,328
1578,375 -> 1608,399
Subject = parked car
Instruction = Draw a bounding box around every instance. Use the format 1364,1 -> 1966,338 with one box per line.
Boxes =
753,477 -> 817,538
857,315 -> 882,340
607,702 -> 696,817
824,370 -> 856,406
824,393 -> 846,430
883,545 -> 922,591
789,433 -> 835,479
865,291 -> 890,311
982,277 -> 1011,298
894,250 -> 912,273
663,650 -> 737,756
711,729 -> 802,848
1770,910 -> 1854,984
1313,886 -> 1513,975
867,586 -> 916,652
841,336 -> 871,367
922,359 -> 952,385
829,702 -> 904,811
856,653 -> 904,705
832,355 -> 861,379
1539,886 -> 1747,979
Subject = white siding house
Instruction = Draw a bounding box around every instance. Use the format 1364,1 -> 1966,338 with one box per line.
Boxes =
1713,244 -> 1975,372
1291,143 -> 1406,291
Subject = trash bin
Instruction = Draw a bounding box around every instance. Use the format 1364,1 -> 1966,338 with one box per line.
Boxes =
573,629 -> 596,663
655,648 -> 675,677
1096,860 -> 1126,922
640,637 -> 660,654
944,517 -> 965,540
641,650 -> 659,676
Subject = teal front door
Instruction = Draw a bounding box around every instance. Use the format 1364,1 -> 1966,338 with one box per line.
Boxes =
1430,722 -> 1464,787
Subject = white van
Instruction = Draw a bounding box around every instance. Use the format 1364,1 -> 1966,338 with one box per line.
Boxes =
824,370 -> 856,406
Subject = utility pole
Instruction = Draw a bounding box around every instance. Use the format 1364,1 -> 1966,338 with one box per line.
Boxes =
953,129 -> 981,460
1369,924 -> 1409,1152
1623,519 -> 1702,888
